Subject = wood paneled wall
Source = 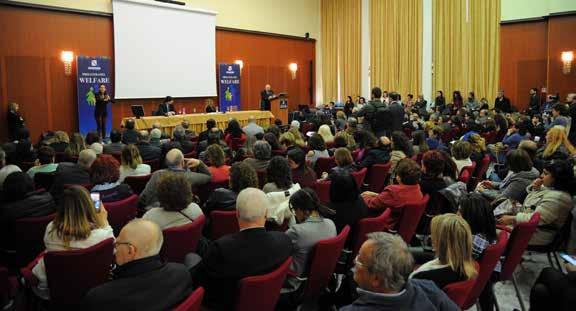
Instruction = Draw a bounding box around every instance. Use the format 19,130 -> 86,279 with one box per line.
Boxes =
0,5 -> 315,141
500,15 -> 576,111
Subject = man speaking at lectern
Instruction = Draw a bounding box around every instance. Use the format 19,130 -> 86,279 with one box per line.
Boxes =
260,84 -> 276,111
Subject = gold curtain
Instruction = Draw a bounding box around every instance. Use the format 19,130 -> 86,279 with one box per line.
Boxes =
433,0 -> 500,104
370,0 -> 422,98
321,0 -> 361,103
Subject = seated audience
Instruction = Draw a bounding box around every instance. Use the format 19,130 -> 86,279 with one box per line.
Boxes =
411,213 -> 477,289
288,127 -> 307,148
451,140 -> 473,174
306,133 -> 330,167
536,125 -> 576,164
498,160 -> 574,246
103,129 -> 125,154
172,126 -> 195,154
135,130 -> 161,162
50,149 -> 96,196
205,144 -> 230,183
198,128 -> 228,156
242,116 -> 264,139
27,146 -> 58,179
327,173 -> 369,233
502,122 -> 527,150
149,128 -> 163,148
122,119 -> 139,144
224,119 -> 246,147
390,131 -> 414,173
438,150 -> 458,185
194,188 -> 293,310
0,172 -> 55,222
143,173 -> 203,229
426,127 -> 444,150
89,142 -> 103,156
264,132 -> 283,151
287,148 -> 317,189
412,130 -> 430,155
84,219 -> 191,310
530,263 -> 576,311
205,162 -> 259,214
48,131 -> 69,153
139,149 -> 211,208
362,158 -> 424,229
324,147 -> 357,180
118,144 -> 151,182
467,133 -> 487,164
90,155 -> 133,202
263,156 -> 300,193
342,232 -> 458,311
4,128 -> 36,167
243,140 -> 271,171
317,124 -> 334,144
32,186 -> 114,299
198,119 -> 223,142
181,120 -> 196,139
0,163 -> 21,191
357,135 -> 391,169
279,132 -> 298,151
65,132 -> 86,159
419,150 -> 448,196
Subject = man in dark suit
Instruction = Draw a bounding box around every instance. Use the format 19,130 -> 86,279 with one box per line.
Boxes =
529,88 -> 540,116
122,119 -> 139,145
157,96 -> 176,116
198,119 -> 224,142
388,92 -> 406,134
260,84 -> 276,111
50,149 -> 96,198
103,129 -> 125,154
194,188 -> 293,310
494,90 -> 512,113
136,131 -> 161,161
83,219 -> 191,311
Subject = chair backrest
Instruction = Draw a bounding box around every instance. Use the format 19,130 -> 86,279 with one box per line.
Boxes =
229,137 -> 245,151
396,194 -> 430,243
443,261 -> 480,308
161,214 -> 206,263
11,213 -> 56,267
500,213 -> 540,280
303,226 -> 350,298
194,179 -> 229,206
110,153 -> 122,162
45,238 -> 114,306
173,287 -> 204,311
314,157 -> 336,177
350,167 -> 367,188
123,174 -> 151,195
313,180 -> 331,205
462,230 -> 509,309
210,210 -> 239,240
366,162 -> 392,193
34,172 -> 56,191
256,169 -> 267,189
104,194 -> 138,236
235,257 -> 292,311
475,155 -> 491,180
351,209 -> 392,260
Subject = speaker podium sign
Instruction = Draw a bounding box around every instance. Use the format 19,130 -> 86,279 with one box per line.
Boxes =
218,64 -> 241,112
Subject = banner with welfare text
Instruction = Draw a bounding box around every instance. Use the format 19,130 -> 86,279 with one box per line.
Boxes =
218,64 -> 241,112
76,56 -> 112,136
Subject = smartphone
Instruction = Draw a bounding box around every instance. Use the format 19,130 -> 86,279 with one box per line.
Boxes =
560,252 -> 576,266
90,192 -> 101,212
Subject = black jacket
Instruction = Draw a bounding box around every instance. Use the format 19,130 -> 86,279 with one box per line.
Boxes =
0,190 -> 55,223
50,162 -> 91,197
329,198 -> 369,233
204,188 -> 237,215
84,255 -> 191,311
157,103 -> 175,116
529,94 -> 540,113
494,96 -> 512,113
7,110 -> 25,140
122,129 -> 139,145
388,102 -> 405,133
194,227 -> 293,310
92,184 -> 133,203
358,147 -> 391,169
136,142 -> 161,161
260,90 -> 274,111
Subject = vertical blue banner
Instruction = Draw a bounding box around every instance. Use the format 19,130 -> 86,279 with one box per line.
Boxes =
218,64 -> 241,112
76,56 -> 112,136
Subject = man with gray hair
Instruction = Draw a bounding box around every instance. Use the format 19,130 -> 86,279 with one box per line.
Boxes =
50,149 -> 96,198
243,115 -> 264,139
195,188 -> 292,310
84,219 -> 191,310
243,140 -> 271,170
342,232 -> 458,311
139,148 -> 211,208
135,130 -> 161,161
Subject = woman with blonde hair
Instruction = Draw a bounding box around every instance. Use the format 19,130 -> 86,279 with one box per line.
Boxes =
288,127 -> 306,148
538,125 -> 576,161
49,131 -> 70,153
411,213 -> 477,289
318,124 -> 334,144
31,185 -> 113,299
119,144 -> 151,182
65,132 -> 86,159
468,133 -> 487,164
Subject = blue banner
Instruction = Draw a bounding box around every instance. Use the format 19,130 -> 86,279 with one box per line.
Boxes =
76,56 -> 112,137
218,64 -> 241,112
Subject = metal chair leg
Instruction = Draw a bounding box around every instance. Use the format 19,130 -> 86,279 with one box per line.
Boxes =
553,251 -> 562,271
493,284 -> 501,311
512,274 -> 526,311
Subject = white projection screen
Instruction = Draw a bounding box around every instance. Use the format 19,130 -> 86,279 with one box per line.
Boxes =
112,0 -> 217,99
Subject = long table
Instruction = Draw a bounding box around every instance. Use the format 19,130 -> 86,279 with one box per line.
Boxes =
121,110 -> 275,135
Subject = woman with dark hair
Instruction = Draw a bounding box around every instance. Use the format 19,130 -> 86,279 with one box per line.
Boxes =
344,96 -> 355,118
205,144 -> 230,183
502,121 -> 529,150
465,91 -> 480,111
452,91 -> 463,110
266,125 -> 282,140
420,151 -> 447,196
412,130 -> 429,155
263,132 -> 283,151
143,172 -> 203,230
493,114 -> 509,143
263,156 -> 296,193
287,148 -> 316,189
357,135 -> 391,169
284,188 -> 336,291
435,91 -> 446,113
306,134 -> 329,167
90,154 -> 133,203
390,131 -> 414,173
224,119 -> 246,147
438,150 -> 458,184
0,172 -> 55,222
205,162 -> 259,213
498,160 -> 575,246
328,173 -> 369,232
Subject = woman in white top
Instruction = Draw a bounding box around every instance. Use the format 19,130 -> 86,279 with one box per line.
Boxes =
451,140 -> 473,174
118,144 -> 151,182
143,172 -> 203,230
32,185 -> 114,299
317,124 -> 334,144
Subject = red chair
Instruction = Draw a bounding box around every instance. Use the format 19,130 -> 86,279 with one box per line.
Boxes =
349,209 -> 392,262
193,179 -> 229,206
161,214 -> 206,263
173,287 -> 204,311
475,154 -> 491,180
366,162 -> 392,193
104,195 -> 138,236
314,157 -> 336,177
313,180 -> 331,205
21,238 -> 114,308
6,213 -> 55,268
458,162 -> 476,184
235,257 -> 292,311
34,172 -> 56,191
443,262 -> 479,308
110,153 -> 121,162
229,137 -> 246,151
393,194 -> 430,244
256,169 -> 267,189
493,213 -> 540,311
298,226 -> 350,300
461,231 -> 509,310
143,159 -> 161,172
350,167 -> 367,188
123,174 -> 151,195
210,210 -> 239,240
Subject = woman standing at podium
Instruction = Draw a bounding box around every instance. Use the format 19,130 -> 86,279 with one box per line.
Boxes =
94,84 -> 112,139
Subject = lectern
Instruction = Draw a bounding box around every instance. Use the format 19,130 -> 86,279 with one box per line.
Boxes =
270,93 -> 289,125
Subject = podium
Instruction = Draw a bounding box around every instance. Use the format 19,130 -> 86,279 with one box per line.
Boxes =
270,93 -> 289,125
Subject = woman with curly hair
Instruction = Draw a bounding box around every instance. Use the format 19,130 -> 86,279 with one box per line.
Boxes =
204,162 -> 259,214
65,132 -> 86,159
143,172 -> 203,229
263,156 -> 297,193
306,133 -> 330,167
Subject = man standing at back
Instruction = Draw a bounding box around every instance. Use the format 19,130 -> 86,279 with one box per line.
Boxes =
388,92 -> 406,134
354,87 -> 388,136
194,187 -> 292,310
84,219 -> 191,311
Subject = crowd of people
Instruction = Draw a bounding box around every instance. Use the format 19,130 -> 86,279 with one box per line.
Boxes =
1,87 -> 576,310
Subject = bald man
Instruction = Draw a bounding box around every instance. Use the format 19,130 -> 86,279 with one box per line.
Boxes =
194,188 -> 293,310
260,84 -> 276,111
84,219 -> 191,310
138,148 -> 211,208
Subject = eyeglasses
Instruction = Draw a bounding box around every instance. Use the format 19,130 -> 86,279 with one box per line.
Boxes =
114,241 -> 132,249
354,255 -> 365,268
